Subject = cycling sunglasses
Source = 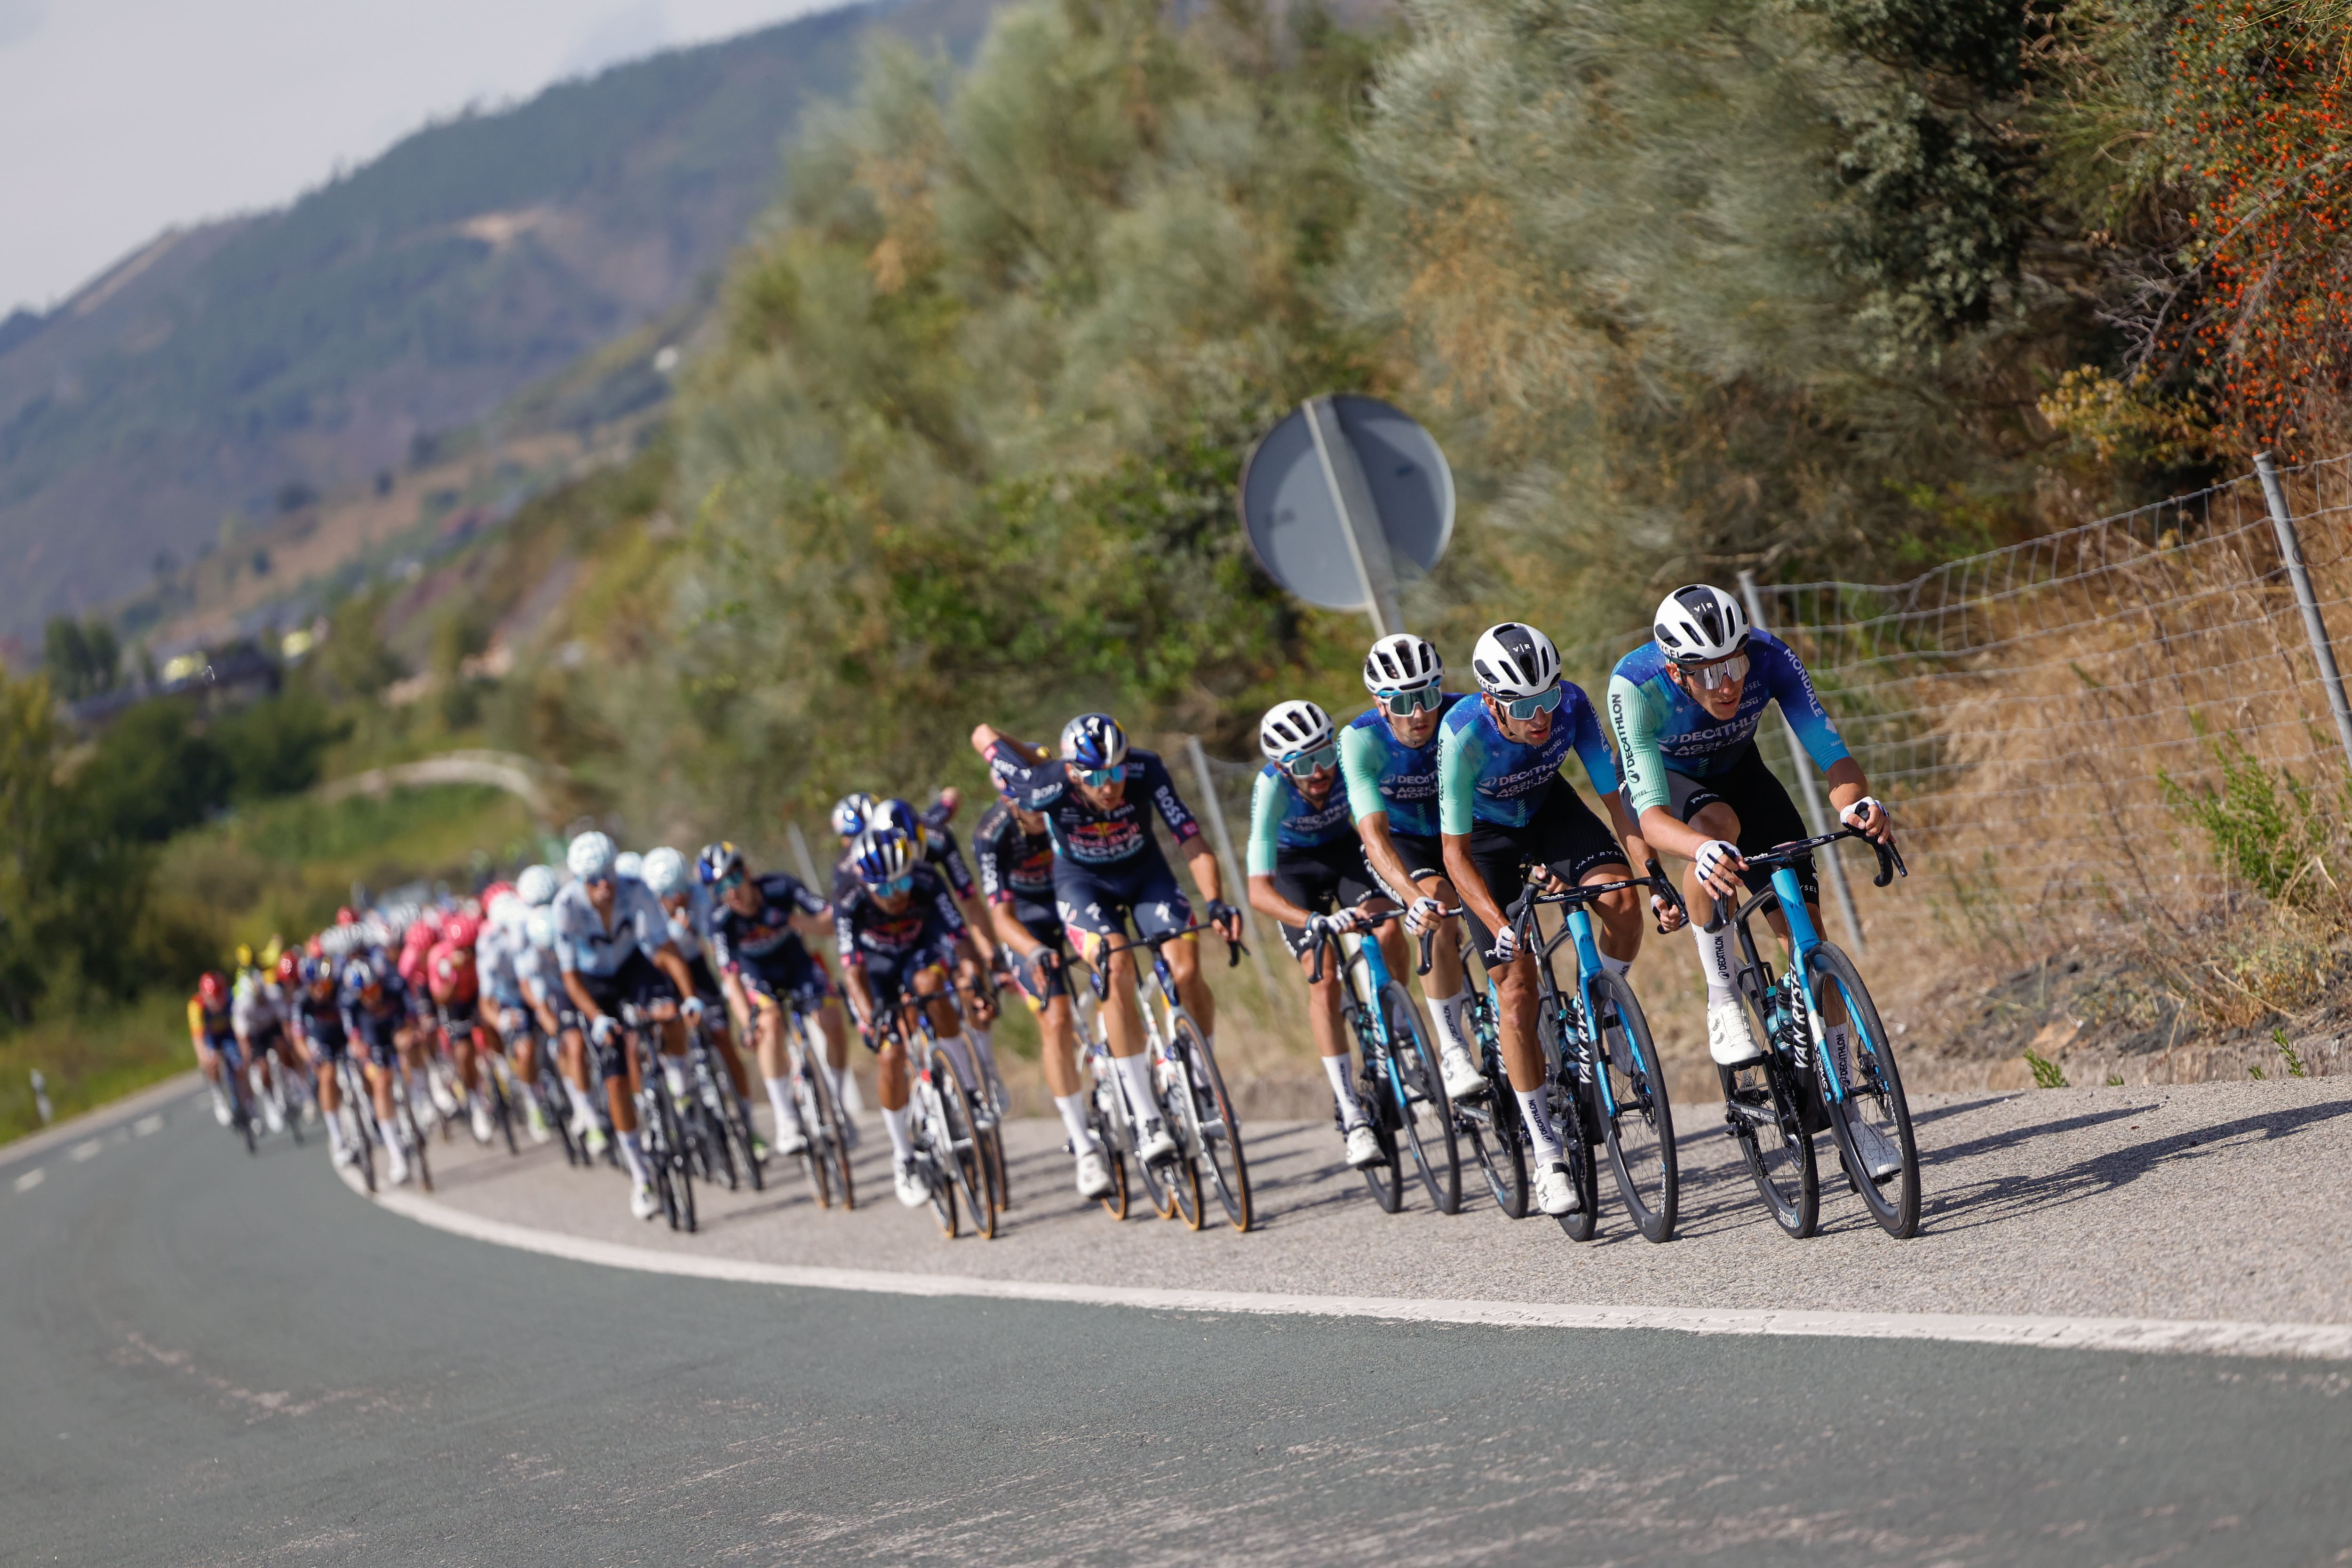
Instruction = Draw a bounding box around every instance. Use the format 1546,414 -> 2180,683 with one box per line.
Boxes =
1496,685 -> 1563,722
713,869 -> 747,894
1281,741 -> 1340,779
1076,764 -> 1125,788
868,873 -> 915,897
1682,652 -> 1751,692
1375,685 -> 1445,717
584,871 -> 616,888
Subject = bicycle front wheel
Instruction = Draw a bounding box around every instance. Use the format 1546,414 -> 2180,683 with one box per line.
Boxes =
1804,943 -> 1920,1239
794,1070 -> 834,1209
930,1048 -> 996,1240
1590,970 -> 1677,1243
1383,983 -> 1460,1215
652,1084 -> 698,1234
1171,1016 -> 1250,1233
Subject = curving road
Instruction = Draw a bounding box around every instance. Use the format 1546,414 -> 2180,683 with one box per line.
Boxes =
6,1087 -> 2352,1566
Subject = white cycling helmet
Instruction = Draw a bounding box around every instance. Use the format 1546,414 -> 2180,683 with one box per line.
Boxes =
830,791 -> 878,840
1362,633 -> 1442,694
567,830 -> 617,881
1653,584 -> 1750,666
640,846 -> 689,897
613,850 -> 643,883
1258,700 -> 1336,762
516,863 -> 560,906
486,891 -> 524,932
524,909 -> 556,951
1469,622 -> 1561,698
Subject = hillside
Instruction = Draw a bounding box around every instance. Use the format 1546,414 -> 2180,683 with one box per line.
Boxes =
0,0 -> 996,649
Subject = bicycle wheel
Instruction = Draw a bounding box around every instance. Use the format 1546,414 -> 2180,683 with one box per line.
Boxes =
1720,1053 -> 1818,1239
1458,1001 -> 1528,1217
487,1065 -> 519,1156
340,1070 -> 376,1193
1383,983 -> 1461,1215
730,1074 -> 765,1193
1171,1015 -> 1251,1233
930,1047 -> 996,1240
1123,1061 -> 1177,1220
652,1082 -> 698,1234
397,1098 -> 433,1193
1358,1049 -> 1403,1214
793,1070 -> 834,1209
979,1120 -> 1009,1218
1589,971 -> 1677,1243
1804,944 -> 1920,1239
1089,1071 -> 1133,1221
1537,1009 -> 1599,1241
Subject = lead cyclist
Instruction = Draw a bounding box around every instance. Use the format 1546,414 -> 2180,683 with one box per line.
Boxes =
1606,584 -> 1899,1177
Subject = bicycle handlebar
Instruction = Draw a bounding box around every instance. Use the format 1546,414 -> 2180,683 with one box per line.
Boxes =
1303,905 -> 1408,985
1074,921 -> 1248,1000
1706,824 -> 1906,931
1407,863 -> 1688,975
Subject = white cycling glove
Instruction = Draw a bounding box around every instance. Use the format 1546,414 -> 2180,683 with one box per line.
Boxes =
1695,839 -> 1744,884
1840,796 -> 1888,832
680,995 -> 705,1025
589,1015 -> 618,1047
1489,925 -> 1520,965
1403,896 -> 1445,937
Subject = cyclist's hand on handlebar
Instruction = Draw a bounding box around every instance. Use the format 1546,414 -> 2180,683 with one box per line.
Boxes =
1840,795 -> 1892,843
589,1015 -> 618,1047
1651,889 -> 1688,933
1329,905 -> 1374,936
1694,838 -> 1747,899
1489,924 -> 1520,965
1403,895 -> 1446,938
679,995 -> 705,1026
1206,899 -> 1244,944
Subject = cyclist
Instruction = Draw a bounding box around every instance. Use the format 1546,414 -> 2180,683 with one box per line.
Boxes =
291,955 -> 358,1168
342,957 -> 421,1186
552,830 -> 708,1221
1342,633 -> 1487,1104
966,730 -> 1110,1198
1607,584 -> 1899,1176
975,713 -> 1244,1166
189,971 -> 243,1128
231,952 -> 294,1135
521,906 -> 605,1155
642,845 -> 766,1160
426,911 -> 499,1144
477,892 -> 551,1144
700,840 -> 848,1161
1440,621 -> 1657,1219
1246,699 -> 1395,1172
833,823 -> 982,1208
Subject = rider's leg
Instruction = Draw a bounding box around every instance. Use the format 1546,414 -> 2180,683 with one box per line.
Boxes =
1492,954 -> 1558,1153
606,1035 -> 655,1196
1685,800 -> 1763,1065
875,1036 -> 914,1163
1095,942 -> 1161,1128
1295,941 -> 1360,1128
753,1005 -> 802,1140
1166,937 -> 1216,1042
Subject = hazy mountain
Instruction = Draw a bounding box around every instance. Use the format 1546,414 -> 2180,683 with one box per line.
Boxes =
0,0 -> 993,646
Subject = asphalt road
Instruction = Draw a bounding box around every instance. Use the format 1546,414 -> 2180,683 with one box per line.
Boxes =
7,1091 -> 2352,1567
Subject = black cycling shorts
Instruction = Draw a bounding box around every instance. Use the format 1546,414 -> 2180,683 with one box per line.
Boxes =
855,941 -> 959,1050
737,940 -> 832,1011
1461,777 -> 1629,966
1268,837 -> 1383,959
1002,904 -> 1071,1009
1054,847 -> 1193,959
1626,742 -> 1818,908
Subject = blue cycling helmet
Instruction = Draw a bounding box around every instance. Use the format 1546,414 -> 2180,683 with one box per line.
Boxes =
830,791 -> 878,840
1059,713 -> 1128,772
872,798 -> 924,845
696,840 -> 746,886
851,824 -> 917,886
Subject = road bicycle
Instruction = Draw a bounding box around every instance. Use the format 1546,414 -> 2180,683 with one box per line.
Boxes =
1069,969 -> 1137,1219
327,1049 -> 376,1193
867,997 -> 995,1241
779,990 -> 856,1210
1078,923 -> 1252,1233
618,1004 -> 695,1233
1431,862 -> 1685,1242
1304,909 -> 1459,1214
1712,827 -> 1918,1240
203,1034 -> 259,1154
946,968 -> 1011,1217
678,1007 -> 760,1194
246,1030 -> 309,1148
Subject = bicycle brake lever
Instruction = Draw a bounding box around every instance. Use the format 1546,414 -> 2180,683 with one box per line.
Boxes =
1870,836 -> 1898,888
1228,938 -> 1245,968
1416,926 -> 1435,977
1307,941 -> 1325,985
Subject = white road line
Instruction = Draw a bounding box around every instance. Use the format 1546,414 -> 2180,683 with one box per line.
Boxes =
337,1170 -> 2352,1362
14,1168 -> 44,1192
68,1140 -> 103,1163
133,1115 -> 164,1138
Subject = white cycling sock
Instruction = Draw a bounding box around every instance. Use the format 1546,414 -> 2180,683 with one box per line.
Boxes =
1112,1051 -> 1159,1123
881,1103 -> 915,1163
617,1130 -> 652,1187
561,1078 -> 596,1125
763,1075 -> 799,1134
1695,923 -> 1739,1006
1323,1054 -> 1364,1126
1053,1092 -> 1096,1151
1427,990 -> 1472,1059
1601,954 -> 1632,978
818,1058 -> 847,1105
1515,1085 -> 1562,1160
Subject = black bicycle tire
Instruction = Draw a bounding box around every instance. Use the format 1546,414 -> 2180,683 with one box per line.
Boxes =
1721,1058 -> 1819,1238
1804,943 -> 1921,1239
732,1069 -> 765,1193
795,1068 -> 834,1210
490,1064 -> 518,1156
1359,1053 -> 1404,1213
1172,1017 -> 1251,1233
1589,970 -> 1678,1243
662,1084 -> 699,1234
1128,1071 -> 1176,1219
342,1066 -> 377,1194
930,1046 -> 996,1240
400,1098 -> 433,1193
1384,983 -> 1461,1215
812,1036 -> 855,1210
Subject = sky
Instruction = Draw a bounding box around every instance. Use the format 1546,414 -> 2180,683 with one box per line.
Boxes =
0,0 -> 840,316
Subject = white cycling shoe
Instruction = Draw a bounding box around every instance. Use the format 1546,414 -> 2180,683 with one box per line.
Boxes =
629,1182 -> 660,1221
259,1095 -> 286,1135
1707,1003 -> 1764,1067
1439,1048 -> 1487,1102
1849,1118 -> 1903,1180
893,1159 -> 929,1209
330,1136 -> 357,1170
429,1078 -> 463,1120
210,1090 -> 233,1128
469,1101 -> 496,1144
1343,1122 -> 1383,1170
775,1122 -> 810,1157
523,1099 -> 550,1145
1074,1145 -> 1113,1199
1535,1158 -> 1581,1216
386,1145 -> 413,1187
1136,1118 -> 1177,1163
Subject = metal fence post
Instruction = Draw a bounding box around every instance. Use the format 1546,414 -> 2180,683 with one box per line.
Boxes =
2254,452 -> 2352,776
1184,735 -> 1287,1013
1737,572 -> 1868,954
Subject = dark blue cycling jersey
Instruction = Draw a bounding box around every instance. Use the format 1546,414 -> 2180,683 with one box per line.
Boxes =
1337,695 -> 1469,840
1246,764 -> 1356,875
1002,747 -> 1200,868
708,872 -> 829,984
1437,682 -> 1619,835
1606,627 -> 1850,815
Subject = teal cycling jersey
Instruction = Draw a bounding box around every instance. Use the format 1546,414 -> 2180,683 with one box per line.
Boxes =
1337,695 -> 1469,840
1437,682 -> 1619,835
1247,764 -> 1357,876
1606,627 -> 1851,815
